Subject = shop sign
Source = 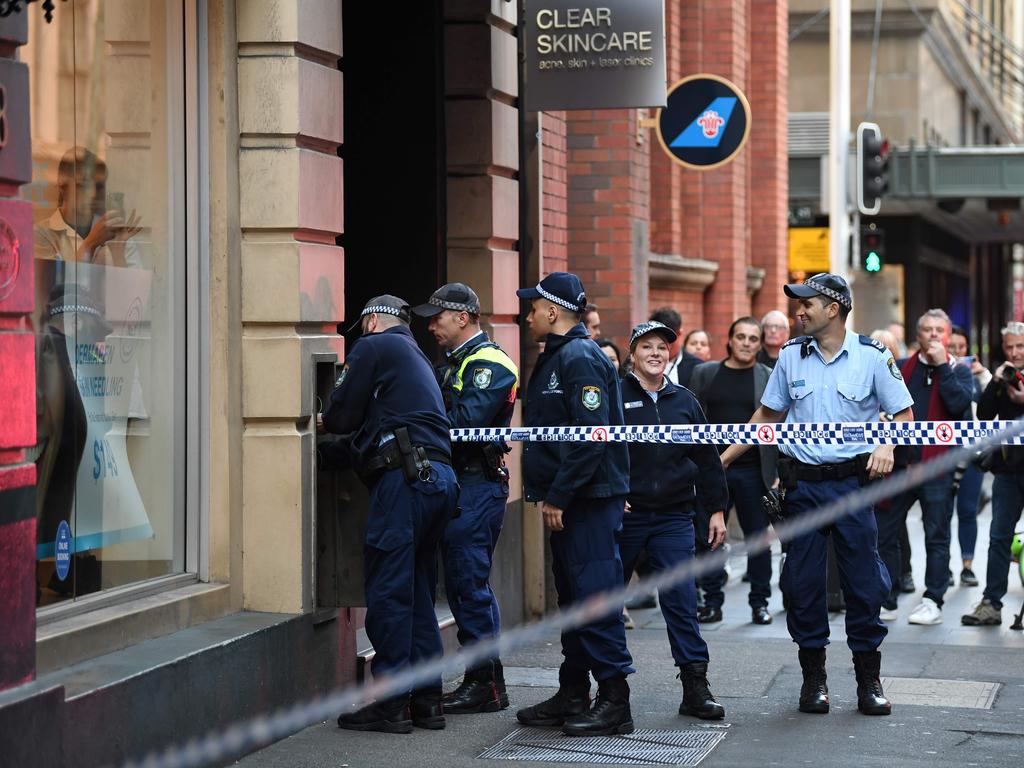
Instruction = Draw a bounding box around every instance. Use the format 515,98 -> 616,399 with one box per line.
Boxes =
655,74 -> 751,171
55,520 -> 71,581
0,59 -> 31,184
523,0 -> 667,111
788,227 -> 830,274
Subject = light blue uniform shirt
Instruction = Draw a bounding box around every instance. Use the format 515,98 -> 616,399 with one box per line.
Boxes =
761,329 -> 914,464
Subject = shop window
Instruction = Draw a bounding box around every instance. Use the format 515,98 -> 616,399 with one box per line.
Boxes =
24,1 -> 189,607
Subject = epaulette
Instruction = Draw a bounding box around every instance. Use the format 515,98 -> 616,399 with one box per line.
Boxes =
782,336 -> 809,349
858,335 -> 887,352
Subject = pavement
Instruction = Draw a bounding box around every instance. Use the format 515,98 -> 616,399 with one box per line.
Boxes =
235,498 -> 1024,768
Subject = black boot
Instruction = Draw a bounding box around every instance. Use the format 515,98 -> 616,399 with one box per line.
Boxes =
678,662 -> 725,720
338,696 -> 413,733
443,661 -> 510,714
410,689 -> 445,729
852,651 -> 892,716
797,648 -> 829,714
562,676 -> 634,737
517,666 -> 590,727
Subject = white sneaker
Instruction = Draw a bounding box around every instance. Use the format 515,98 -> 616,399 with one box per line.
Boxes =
879,606 -> 898,622
908,597 -> 943,625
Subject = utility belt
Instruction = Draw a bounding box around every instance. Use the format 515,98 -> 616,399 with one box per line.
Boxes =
777,454 -> 872,490
455,441 -> 510,486
358,426 -> 450,487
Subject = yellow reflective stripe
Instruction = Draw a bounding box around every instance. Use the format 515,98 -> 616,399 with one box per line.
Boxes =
452,346 -> 520,393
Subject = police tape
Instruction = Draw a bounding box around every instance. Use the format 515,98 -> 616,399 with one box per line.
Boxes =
451,420 -> 1024,446
124,417 -> 1024,768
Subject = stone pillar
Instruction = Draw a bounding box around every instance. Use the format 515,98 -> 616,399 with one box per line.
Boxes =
236,0 -> 344,613
0,12 -> 37,692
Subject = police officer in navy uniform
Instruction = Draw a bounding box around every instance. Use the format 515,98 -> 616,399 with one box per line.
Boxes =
513,272 -> 636,737
326,295 -> 459,734
412,283 -> 519,714
619,321 -> 728,721
721,274 -> 913,717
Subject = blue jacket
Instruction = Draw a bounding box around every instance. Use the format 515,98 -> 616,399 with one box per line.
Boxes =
323,325 -> 451,466
620,373 -> 728,513
522,323 -> 629,508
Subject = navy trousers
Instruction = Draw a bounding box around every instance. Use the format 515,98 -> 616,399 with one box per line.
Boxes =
781,476 -> 890,651
364,465 -> 459,694
443,475 -> 507,653
982,473 -> 1024,609
620,506 -> 708,665
550,495 -> 635,682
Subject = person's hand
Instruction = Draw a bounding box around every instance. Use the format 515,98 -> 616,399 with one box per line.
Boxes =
83,210 -> 126,250
624,500 -> 632,514
866,445 -> 895,479
923,340 -> 947,366
996,361 -> 1016,381
970,359 -> 988,377
542,501 -> 564,531
316,413 -> 325,434
115,209 -> 142,241
720,450 -> 733,470
707,511 -> 727,550
1008,380 -> 1024,406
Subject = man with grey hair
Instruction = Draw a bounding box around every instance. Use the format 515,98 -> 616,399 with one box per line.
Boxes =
876,308 -> 974,626
757,310 -> 790,369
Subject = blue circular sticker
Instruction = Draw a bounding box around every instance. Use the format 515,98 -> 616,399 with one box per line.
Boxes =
656,74 -> 751,171
55,520 -> 72,582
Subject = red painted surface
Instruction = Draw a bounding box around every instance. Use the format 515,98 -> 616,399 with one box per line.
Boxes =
0,331 -> 35,449
0,516 -> 37,690
0,461 -> 33,490
0,198 -> 34,315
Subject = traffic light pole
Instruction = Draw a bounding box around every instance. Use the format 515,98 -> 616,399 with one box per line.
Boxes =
829,0 -> 852,320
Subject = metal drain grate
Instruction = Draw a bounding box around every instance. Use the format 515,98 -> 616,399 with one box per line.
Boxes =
478,727 -> 726,766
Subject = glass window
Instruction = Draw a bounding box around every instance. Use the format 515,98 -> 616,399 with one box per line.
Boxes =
24,0 -> 188,606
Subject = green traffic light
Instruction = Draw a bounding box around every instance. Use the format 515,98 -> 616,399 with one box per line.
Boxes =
865,251 -> 882,272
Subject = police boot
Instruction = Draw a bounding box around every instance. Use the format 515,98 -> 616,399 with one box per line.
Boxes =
562,675 -> 634,737
797,648 -> 830,714
678,662 -> 725,720
337,695 -> 413,734
852,651 -> 892,716
516,666 -> 590,727
443,661 -> 510,714
410,688 -> 446,729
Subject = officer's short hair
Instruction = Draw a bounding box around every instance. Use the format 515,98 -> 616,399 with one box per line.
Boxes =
916,308 -> 951,333
649,307 -> 682,334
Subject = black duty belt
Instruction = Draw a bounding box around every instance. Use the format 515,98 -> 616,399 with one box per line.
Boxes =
361,447 -> 451,476
789,457 -> 860,483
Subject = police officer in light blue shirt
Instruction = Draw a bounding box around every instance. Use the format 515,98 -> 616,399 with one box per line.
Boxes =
721,273 -> 913,719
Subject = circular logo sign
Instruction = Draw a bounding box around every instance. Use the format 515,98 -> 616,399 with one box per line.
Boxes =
656,74 -> 751,171
591,427 -> 609,442
55,520 -> 72,582
757,424 -> 776,444
0,216 -> 21,302
934,423 -> 954,444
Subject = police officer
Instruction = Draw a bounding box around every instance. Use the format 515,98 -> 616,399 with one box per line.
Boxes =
721,274 -> 913,717
412,283 -> 519,714
325,295 -> 459,734
513,272 -> 635,737
619,321 -> 728,720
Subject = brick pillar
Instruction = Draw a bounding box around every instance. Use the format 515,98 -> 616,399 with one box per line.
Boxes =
542,111 -> 569,275
0,13 -> 37,692
749,0 -> 789,318
236,1 -> 344,613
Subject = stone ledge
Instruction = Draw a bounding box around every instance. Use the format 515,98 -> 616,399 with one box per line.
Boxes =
648,253 -> 719,290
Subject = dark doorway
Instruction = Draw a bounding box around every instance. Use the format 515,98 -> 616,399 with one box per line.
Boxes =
340,1 -> 447,355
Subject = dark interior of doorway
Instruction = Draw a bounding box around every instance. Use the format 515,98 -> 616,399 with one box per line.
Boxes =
339,1 -> 446,358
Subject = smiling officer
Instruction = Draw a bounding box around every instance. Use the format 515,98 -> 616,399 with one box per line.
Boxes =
720,273 -> 913,718
413,282 -> 519,715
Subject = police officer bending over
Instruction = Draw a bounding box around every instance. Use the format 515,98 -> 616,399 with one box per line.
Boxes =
412,283 -> 519,714
325,295 -> 459,734
721,274 -> 913,717
514,272 -> 635,737
619,321 -> 728,721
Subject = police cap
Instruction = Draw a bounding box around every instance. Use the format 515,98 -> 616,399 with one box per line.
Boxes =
516,272 -> 587,313
347,294 -> 411,332
629,320 -> 678,348
412,282 -> 481,318
783,273 -> 852,310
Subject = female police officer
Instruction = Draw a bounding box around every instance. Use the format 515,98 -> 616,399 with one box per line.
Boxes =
619,321 -> 729,720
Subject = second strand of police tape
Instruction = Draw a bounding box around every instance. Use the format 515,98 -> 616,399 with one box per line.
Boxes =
124,418 -> 1024,768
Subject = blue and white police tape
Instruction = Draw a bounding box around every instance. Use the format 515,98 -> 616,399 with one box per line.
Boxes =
124,416 -> 1024,768
451,420 -> 1024,446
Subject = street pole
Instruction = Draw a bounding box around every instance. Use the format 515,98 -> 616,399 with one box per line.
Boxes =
829,0 -> 851,301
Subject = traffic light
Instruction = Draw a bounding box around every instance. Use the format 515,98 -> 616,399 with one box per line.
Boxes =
860,224 -> 885,273
857,122 -> 890,215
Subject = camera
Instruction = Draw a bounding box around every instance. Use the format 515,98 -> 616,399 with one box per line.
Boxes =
1000,365 -> 1024,386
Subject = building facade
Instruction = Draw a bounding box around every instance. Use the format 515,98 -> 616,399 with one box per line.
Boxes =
0,1 -> 788,763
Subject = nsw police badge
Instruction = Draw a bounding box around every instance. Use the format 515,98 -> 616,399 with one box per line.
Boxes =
473,367 -> 492,389
582,385 -> 602,411
887,357 -> 903,380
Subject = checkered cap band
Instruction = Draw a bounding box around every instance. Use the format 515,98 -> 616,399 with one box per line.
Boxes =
804,278 -> 852,309
361,304 -> 407,319
535,283 -> 584,312
50,303 -> 102,318
428,296 -> 477,313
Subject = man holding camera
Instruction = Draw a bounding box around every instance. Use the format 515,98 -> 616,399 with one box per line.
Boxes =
962,321 -> 1024,626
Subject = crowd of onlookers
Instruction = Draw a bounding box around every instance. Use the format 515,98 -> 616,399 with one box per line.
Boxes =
581,303 -> 1024,629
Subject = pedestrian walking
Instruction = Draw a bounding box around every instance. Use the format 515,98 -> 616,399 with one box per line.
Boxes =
326,295 -> 459,734
720,273 -> 913,717
413,283 -> 519,714
513,272 -> 636,737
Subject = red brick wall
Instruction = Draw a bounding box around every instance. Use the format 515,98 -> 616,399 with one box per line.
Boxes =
541,111 -> 569,275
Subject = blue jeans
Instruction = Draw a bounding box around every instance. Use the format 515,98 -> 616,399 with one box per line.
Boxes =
727,464 -> 772,608
982,473 -> 1024,609
877,473 -> 954,607
955,464 -> 983,562
620,506 -> 708,665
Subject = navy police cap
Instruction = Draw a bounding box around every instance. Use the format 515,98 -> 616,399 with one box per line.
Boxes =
784,272 -> 852,310
629,320 -> 678,348
412,282 -> 481,318
516,272 -> 587,313
347,294 -> 411,332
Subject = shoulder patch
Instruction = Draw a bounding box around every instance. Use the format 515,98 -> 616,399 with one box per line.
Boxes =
859,334 -> 887,352
334,364 -> 349,388
782,336 -> 809,349
887,356 -> 903,380
472,367 -> 492,389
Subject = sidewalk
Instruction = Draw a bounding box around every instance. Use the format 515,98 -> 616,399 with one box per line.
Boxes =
235,503 -> 1024,768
